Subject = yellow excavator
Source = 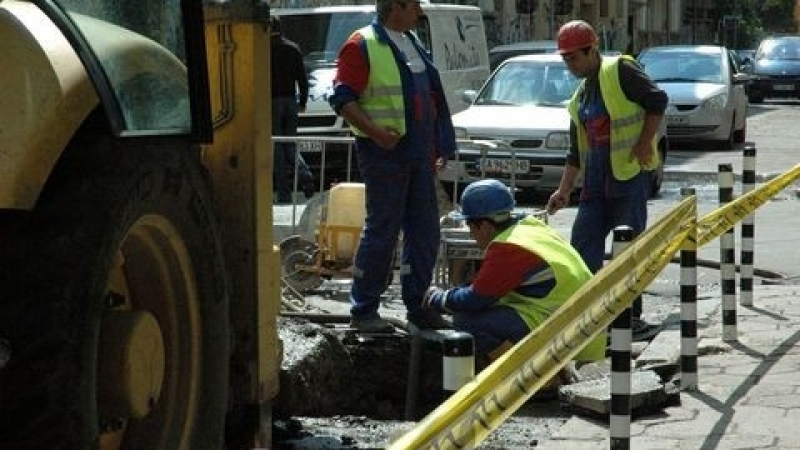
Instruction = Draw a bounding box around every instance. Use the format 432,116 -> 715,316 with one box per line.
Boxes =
0,0 -> 282,448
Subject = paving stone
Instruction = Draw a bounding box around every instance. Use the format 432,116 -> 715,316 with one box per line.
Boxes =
558,370 -> 678,417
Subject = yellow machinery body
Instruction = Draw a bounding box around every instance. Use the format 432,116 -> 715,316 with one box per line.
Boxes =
0,1 -> 281,448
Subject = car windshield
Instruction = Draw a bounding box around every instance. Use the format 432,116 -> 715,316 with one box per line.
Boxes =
758,40 -> 800,61
475,60 -> 579,106
640,51 -> 723,84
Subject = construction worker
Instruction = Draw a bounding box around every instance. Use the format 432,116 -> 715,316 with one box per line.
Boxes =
423,179 -> 606,365
329,0 -> 457,333
270,15 -> 314,203
546,20 -> 667,340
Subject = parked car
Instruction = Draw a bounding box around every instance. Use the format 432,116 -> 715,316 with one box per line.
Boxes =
747,36 -> 800,103
733,48 -> 755,69
439,54 -> 667,198
488,40 -> 557,71
637,45 -> 748,149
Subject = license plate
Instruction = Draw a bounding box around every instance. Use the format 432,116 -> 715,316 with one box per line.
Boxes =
774,84 -> 794,91
666,115 -> 687,125
479,158 -> 530,174
297,140 -> 324,153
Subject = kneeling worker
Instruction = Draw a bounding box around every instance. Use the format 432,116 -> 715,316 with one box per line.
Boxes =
424,179 -> 606,366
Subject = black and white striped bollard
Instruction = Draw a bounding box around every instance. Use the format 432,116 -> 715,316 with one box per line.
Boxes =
442,331 -> 475,401
680,187 -> 699,390
610,225 -> 634,450
740,145 -> 757,306
718,163 -> 737,342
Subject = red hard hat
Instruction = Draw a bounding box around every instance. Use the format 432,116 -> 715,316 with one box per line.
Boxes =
556,20 -> 598,54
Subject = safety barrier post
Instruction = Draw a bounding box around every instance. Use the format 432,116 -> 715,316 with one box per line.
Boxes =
718,164 -> 738,342
610,225 -> 634,450
442,332 -> 475,400
740,145 -> 757,306
680,188 -> 698,391
405,328 -> 474,420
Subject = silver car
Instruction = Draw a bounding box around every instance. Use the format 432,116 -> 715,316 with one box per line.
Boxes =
439,53 -> 667,198
637,45 -> 749,149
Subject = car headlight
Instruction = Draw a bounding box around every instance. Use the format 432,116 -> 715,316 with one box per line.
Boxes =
545,132 -> 570,149
454,127 -> 469,140
703,93 -> 727,111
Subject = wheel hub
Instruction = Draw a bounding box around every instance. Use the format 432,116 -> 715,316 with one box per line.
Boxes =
97,310 -> 165,420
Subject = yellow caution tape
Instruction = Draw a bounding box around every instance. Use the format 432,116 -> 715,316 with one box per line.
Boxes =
697,164 -> 800,247
389,197 -> 697,449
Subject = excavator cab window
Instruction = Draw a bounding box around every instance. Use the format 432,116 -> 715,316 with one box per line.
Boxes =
36,0 -> 211,141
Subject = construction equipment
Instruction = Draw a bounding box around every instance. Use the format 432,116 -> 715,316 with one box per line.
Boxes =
280,183 -> 368,292
0,1 -> 281,449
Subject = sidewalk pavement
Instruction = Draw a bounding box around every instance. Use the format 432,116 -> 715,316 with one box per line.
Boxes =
539,282 -> 800,450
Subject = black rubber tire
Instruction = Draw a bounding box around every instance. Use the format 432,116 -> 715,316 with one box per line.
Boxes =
0,131 -> 229,450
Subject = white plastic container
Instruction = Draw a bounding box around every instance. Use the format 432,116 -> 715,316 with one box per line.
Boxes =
324,182 -> 366,261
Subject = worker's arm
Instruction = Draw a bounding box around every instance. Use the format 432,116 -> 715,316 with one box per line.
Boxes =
424,243 -> 552,313
546,122 -> 581,215
338,101 -> 401,150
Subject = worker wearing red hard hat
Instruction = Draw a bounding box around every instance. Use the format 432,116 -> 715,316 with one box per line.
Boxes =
555,19 -> 599,55
547,20 -> 668,341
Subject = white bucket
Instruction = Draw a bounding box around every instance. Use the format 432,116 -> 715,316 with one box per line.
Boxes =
325,183 -> 366,261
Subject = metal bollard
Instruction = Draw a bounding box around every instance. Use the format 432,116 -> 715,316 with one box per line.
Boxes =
442,332 -> 475,400
740,145 -> 757,306
718,164 -> 738,342
680,187 -> 699,390
610,225 -> 634,450
405,328 -> 474,420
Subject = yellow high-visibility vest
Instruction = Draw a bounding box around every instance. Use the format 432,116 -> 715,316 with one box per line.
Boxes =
349,26 -> 406,137
568,56 -> 660,180
493,216 -> 605,361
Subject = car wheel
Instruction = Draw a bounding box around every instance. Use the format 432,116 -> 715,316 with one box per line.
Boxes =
748,91 -> 764,103
716,117 -> 736,150
733,118 -> 746,144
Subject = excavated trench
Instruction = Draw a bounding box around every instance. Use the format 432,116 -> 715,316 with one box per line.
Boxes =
273,316 -> 445,422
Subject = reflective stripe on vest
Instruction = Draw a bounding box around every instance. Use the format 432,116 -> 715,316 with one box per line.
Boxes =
492,216 -> 591,329
568,56 -> 660,181
350,26 -> 406,137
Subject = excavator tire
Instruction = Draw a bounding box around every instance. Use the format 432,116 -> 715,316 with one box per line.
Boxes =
0,128 -> 229,450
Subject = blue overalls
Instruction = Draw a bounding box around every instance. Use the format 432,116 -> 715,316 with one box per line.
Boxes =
349,43 -> 441,321
570,82 -> 650,316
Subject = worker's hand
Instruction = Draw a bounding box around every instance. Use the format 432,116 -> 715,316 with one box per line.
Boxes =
546,190 -> 569,215
422,286 -> 447,311
630,140 -> 654,169
374,127 -> 401,150
435,157 -> 448,171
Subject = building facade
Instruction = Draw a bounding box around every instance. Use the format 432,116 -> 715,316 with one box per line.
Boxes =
267,0 -> 719,53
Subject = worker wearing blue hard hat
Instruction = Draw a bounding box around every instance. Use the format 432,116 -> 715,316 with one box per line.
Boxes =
425,179 -> 606,366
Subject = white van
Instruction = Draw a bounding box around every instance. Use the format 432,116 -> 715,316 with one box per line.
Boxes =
273,4 -> 490,185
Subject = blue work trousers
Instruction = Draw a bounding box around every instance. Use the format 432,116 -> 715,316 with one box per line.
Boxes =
272,97 -> 300,202
349,140 -> 440,319
570,173 -> 649,317
453,306 -> 529,359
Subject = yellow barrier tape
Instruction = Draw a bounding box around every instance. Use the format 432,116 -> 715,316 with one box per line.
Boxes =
697,164 -> 800,247
389,197 -> 697,449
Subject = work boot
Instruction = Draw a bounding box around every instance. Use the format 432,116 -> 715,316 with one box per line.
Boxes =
407,310 -> 453,330
349,316 -> 394,333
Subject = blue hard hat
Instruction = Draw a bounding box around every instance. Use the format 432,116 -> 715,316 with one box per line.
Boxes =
456,179 -> 515,221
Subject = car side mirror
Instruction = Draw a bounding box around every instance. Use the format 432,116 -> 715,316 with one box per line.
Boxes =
733,72 -> 751,84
